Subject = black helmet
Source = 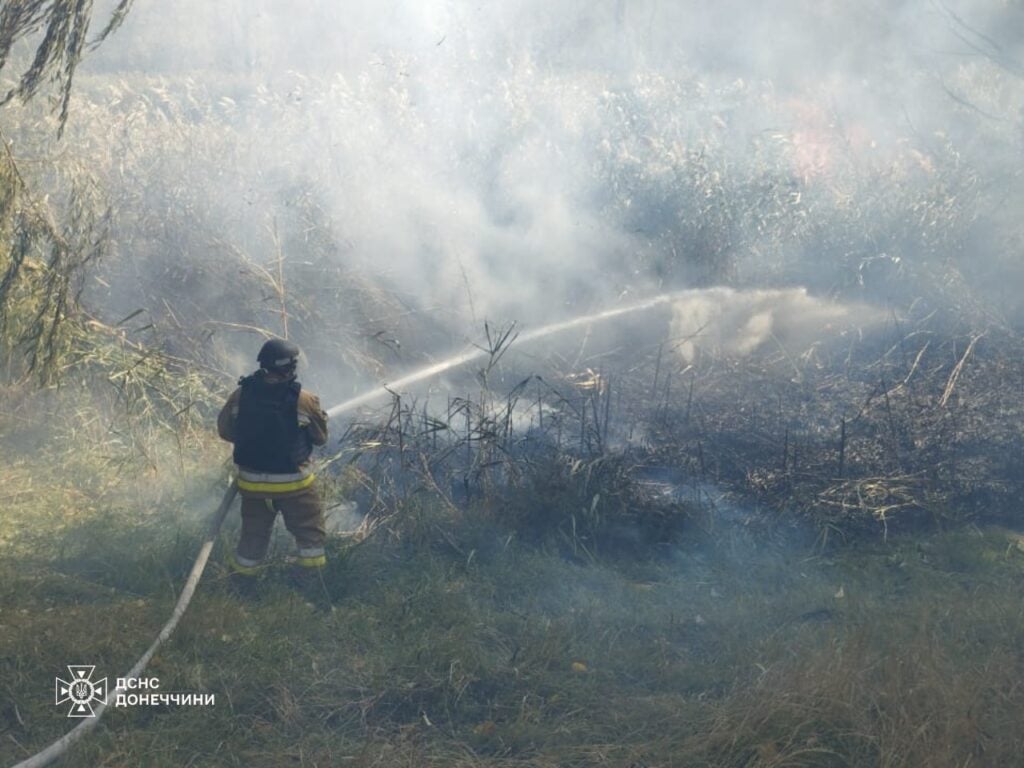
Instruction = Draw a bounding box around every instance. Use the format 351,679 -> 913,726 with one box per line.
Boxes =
257,338 -> 300,371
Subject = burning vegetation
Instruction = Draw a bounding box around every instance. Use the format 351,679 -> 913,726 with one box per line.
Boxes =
3,1 -> 1024,766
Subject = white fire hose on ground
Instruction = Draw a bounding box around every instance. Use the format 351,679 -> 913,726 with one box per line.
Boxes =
8,293 -> 677,768
10,484 -> 238,768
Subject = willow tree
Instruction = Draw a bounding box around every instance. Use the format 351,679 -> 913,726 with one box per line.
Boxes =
0,0 -> 133,132
0,0 -> 129,382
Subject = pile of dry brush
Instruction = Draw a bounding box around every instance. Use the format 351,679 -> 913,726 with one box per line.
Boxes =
326,301 -> 1024,549
620,310 -> 1023,537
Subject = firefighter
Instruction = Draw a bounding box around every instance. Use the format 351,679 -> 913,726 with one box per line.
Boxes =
217,338 -> 329,598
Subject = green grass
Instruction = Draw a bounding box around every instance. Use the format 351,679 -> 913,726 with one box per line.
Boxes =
2,422 -> 1024,767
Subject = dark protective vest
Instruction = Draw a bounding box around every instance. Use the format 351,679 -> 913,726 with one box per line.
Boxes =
232,372 -> 313,473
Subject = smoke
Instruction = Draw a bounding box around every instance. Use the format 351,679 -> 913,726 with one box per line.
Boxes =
669,287 -> 872,363
55,0 -> 1024,370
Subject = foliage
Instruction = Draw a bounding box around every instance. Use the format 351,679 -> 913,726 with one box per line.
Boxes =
4,443 -> 1024,766
0,128 -> 106,383
3,7 -> 1024,766
0,0 -> 133,133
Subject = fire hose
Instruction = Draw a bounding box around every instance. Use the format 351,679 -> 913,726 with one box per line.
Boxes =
8,293 -> 677,768
9,484 -> 238,768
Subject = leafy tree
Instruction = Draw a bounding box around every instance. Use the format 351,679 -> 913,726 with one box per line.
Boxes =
0,0 -> 132,133
0,0 -> 127,381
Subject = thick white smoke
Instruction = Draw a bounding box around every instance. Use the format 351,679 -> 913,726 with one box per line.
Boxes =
76,0 -> 1024,323
670,287 -> 869,362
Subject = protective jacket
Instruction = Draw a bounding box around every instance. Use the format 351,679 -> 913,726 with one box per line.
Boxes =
218,370 -> 328,496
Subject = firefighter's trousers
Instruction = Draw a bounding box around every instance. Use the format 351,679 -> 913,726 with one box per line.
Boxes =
230,486 -> 326,575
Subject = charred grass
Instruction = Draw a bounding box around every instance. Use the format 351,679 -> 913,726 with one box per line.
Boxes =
2,427 -> 1024,767
4,313 -> 1024,766
3,41 -> 1024,767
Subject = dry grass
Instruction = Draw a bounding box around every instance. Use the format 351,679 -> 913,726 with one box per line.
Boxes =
2,397 -> 1024,768
1,49 -> 1023,767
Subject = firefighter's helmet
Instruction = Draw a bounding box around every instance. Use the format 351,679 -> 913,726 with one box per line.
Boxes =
257,338 -> 300,371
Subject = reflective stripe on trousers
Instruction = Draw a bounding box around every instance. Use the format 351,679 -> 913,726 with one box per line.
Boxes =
297,546 -> 326,568
229,550 -> 264,576
236,468 -> 316,494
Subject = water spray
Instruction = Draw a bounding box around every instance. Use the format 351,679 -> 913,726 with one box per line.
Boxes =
327,292 -> 677,419
10,291 -> 680,768
14,285 -> 874,765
